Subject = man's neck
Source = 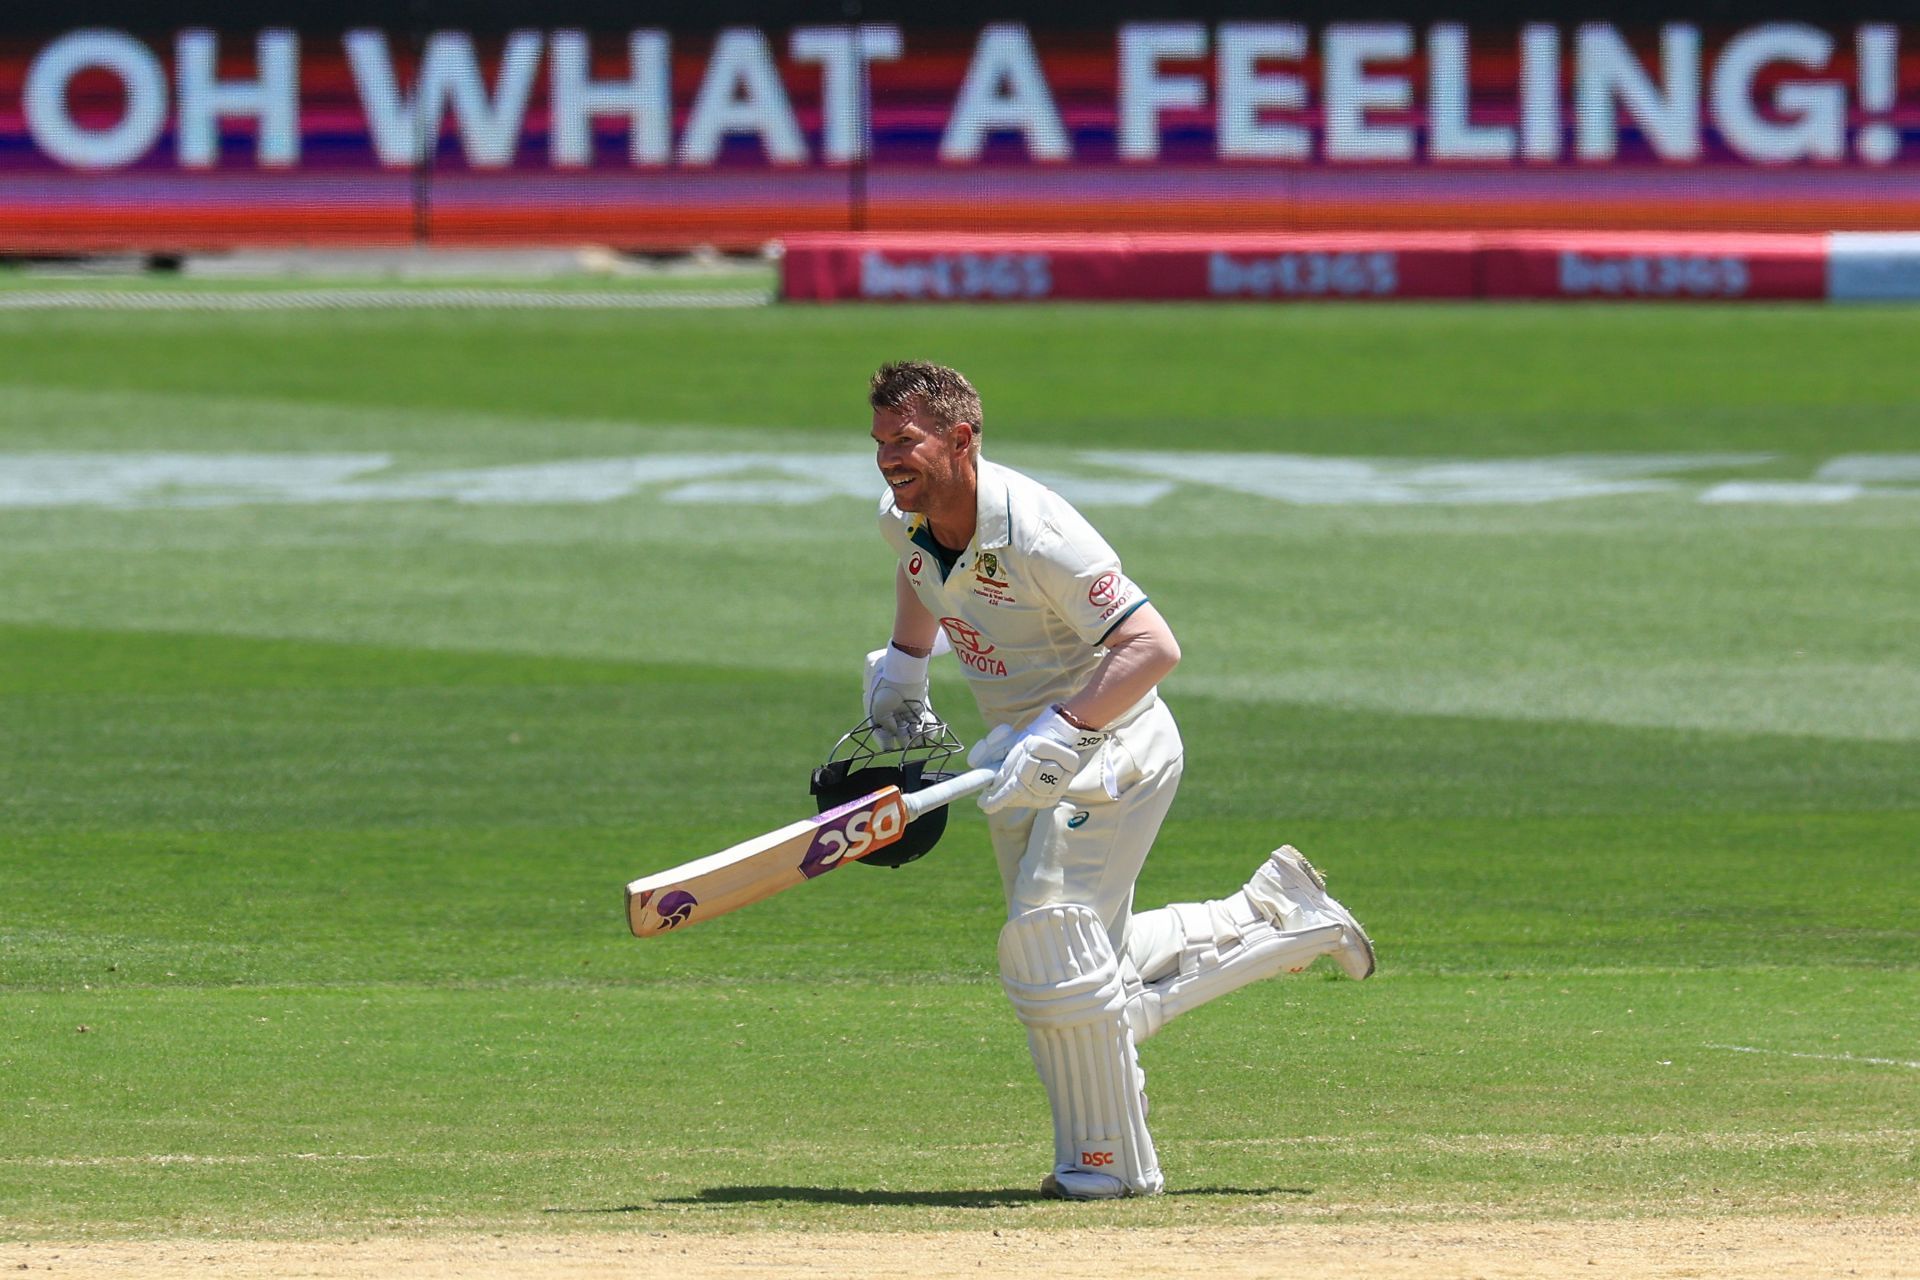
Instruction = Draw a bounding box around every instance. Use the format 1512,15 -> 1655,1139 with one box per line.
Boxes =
925,467 -> 979,551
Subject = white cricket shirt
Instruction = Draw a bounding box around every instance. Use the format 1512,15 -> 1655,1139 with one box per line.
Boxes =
878,459 -> 1155,729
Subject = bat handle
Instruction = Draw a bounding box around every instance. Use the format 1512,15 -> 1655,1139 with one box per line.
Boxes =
904,766 -> 996,820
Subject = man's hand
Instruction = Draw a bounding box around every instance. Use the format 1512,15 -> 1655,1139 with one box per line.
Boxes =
976,707 -> 1108,814
864,645 -> 942,750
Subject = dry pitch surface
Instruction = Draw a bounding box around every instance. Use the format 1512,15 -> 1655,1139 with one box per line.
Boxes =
7,1218 -> 1916,1279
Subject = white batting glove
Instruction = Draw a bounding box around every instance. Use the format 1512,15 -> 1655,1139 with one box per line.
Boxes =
864,645 -> 942,751
978,707 -> 1108,814
966,723 -> 1021,771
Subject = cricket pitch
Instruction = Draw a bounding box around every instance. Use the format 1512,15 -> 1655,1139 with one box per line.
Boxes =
7,1217 -> 1915,1279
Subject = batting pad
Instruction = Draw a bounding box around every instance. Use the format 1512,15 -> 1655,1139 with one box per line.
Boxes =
1129,893 -> 1345,1042
998,905 -> 1163,1196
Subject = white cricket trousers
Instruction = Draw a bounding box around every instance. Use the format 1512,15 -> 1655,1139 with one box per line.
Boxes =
985,696 -> 1192,985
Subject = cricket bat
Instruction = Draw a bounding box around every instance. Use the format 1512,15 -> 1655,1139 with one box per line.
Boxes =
626,767 -> 995,937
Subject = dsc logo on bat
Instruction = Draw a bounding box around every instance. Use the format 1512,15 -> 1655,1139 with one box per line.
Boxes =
800,795 -> 908,878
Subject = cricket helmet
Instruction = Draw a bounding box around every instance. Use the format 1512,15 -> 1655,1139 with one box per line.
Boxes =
809,712 -> 963,868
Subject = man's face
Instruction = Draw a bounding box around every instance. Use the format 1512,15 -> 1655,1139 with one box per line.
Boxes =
872,402 -> 970,513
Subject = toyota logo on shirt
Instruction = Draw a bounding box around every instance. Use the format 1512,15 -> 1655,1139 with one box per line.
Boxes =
1088,573 -> 1120,608
938,616 -> 1009,676
939,617 -> 993,655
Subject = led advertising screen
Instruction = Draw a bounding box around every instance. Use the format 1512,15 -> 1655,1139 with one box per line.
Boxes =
3,9 -> 1914,250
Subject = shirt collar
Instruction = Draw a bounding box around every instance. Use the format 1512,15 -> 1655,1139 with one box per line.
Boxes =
975,459 -> 1012,550
901,459 -> 1009,553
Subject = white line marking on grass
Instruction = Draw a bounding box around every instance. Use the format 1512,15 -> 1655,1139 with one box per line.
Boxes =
1699,482 -> 1865,504
1818,454 -> 1920,483
1084,451 -> 1776,505
1706,1044 -> 1920,1069
6,449 -> 1918,511
0,288 -> 769,311
0,451 -> 1169,509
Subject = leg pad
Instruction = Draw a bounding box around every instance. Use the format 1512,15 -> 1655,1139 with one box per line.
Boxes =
1127,880 -> 1344,1042
999,905 -> 1162,1197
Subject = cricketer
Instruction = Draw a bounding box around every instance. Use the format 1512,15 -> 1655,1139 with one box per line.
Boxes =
862,360 -> 1377,1200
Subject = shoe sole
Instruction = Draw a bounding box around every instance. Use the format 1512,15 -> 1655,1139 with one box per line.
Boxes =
1039,1172 -> 1130,1201
1272,847 -> 1377,981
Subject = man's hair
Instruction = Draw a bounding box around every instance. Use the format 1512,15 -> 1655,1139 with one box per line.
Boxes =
869,362 -> 983,449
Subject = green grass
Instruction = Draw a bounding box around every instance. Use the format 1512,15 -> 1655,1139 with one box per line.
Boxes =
3,304 -> 1917,455
0,300 -> 1915,1237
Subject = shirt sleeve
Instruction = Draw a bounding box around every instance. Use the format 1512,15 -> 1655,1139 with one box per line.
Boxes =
1027,508 -> 1149,647
876,490 -> 910,556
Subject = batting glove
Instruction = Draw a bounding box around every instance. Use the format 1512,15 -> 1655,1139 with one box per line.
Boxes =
977,707 -> 1108,814
966,723 -> 1021,771
864,645 -> 943,751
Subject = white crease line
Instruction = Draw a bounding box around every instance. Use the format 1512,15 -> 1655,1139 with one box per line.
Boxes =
1706,1043 -> 1920,1069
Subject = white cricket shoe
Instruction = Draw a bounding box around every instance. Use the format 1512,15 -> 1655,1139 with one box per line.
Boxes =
1040,1170 -> 1132,1200
1245,845 -> 1376,980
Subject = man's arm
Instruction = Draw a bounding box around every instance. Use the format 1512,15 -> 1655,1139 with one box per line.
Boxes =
972,602 -> 1179,813
865,566 -> 944,748
889,565 -> 942,657
1057,603 -> 1180,730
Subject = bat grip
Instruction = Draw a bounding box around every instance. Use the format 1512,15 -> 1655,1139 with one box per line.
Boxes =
903,766 -> 996,820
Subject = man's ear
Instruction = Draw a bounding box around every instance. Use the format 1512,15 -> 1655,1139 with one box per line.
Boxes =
951,422 -> 976,456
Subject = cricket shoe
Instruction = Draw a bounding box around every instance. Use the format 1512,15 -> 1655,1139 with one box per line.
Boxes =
1245,845 -> 1376,980
1040,1170 -> 1132,1200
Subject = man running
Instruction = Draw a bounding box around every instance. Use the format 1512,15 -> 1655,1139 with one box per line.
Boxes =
861,360 -> 1375,1200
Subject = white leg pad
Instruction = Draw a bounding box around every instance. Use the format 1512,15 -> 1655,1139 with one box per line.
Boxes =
998,905 -> 1163,1197
1128,891 -> 1344,1043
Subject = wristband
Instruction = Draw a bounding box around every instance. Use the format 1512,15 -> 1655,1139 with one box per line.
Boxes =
879,643 -> 930,686
1052,702 -> 1099,732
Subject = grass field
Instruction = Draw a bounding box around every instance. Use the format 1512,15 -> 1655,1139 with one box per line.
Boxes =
1,300 -> 1915,1247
